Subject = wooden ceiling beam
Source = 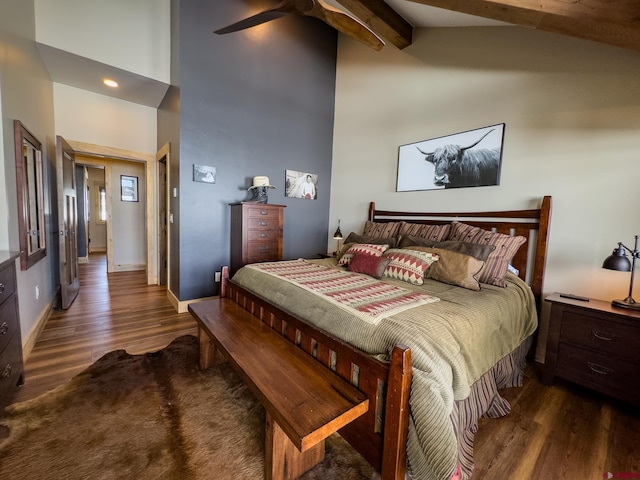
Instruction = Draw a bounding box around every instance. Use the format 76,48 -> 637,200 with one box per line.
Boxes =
407,0 -> 640,52
336,0 -> 414,49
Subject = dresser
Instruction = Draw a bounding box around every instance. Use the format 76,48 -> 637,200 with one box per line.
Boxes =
543,293 -> 640,406
230,203 -> 285,275
0,252 -> 24,409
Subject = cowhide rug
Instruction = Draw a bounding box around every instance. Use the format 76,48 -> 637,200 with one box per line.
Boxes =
0,335 -> 374,479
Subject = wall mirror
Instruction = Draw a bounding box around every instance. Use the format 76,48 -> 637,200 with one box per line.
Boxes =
14,120 -> 46,270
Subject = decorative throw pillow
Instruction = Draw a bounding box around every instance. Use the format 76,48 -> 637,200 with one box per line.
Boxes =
398,223 -> 451,242
362,221 -> 404,239
432,240 -> 496,262
398,235 -> 439,249
338,243 -> 389,267
348,251 -> 392,279
343,232 -> 399,248
382,248 -> 439,286
448,222 -> 526,287
420,247 -> 485,291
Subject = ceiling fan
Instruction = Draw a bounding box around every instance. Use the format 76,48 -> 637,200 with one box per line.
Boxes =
214,0 -> 385,51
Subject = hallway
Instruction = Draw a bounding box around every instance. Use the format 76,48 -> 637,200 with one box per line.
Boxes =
13,254 -> 197,403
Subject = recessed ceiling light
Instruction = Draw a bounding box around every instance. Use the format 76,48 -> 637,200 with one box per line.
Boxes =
103,79 -> 118,88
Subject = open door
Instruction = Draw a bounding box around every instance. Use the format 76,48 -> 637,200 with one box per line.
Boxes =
56,136 -> 80,309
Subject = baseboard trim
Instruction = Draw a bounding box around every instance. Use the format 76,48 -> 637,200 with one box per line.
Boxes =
22,299 -> 55,360
167,289 -> 218,313
112,264 -> 145,272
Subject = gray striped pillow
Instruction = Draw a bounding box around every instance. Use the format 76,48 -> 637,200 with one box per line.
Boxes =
448,222 -> 525,287
398,223 -> 450,242
362,221 -> 404,239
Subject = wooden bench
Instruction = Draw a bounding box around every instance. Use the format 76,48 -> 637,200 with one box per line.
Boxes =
189,299 -> 370,479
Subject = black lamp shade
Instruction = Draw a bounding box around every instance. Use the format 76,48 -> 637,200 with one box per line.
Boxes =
333,227 -> 343,240
602,247 -> 631,272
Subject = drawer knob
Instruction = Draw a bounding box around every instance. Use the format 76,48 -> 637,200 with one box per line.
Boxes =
259,221 -> 268,226
260,210 -> 268,215
587,362 -> 613,375
592,330 -> 618,341
259,246 -> 269,252
0,283 -> 4,294
1,364 -> 11,379
0,322 -> 8,335
259,233 -> 268,238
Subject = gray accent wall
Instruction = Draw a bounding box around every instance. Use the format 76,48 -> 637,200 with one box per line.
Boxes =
159,0 -> 337,300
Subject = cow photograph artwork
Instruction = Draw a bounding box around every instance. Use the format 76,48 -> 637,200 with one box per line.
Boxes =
396,124 -> 505,192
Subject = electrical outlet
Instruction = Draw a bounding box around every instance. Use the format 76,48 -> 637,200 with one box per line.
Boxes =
35,285 -> 40,299
215,271 -> 221,283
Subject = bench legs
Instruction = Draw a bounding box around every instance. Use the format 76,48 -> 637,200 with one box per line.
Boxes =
265,412 -> 325,480
198,327 -> 222,370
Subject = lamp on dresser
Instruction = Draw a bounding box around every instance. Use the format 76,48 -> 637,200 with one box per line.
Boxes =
602,234 -> 640,310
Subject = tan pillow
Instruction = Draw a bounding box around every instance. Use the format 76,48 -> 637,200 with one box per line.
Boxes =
421,247 -> 485,291
448,222 -> 526,287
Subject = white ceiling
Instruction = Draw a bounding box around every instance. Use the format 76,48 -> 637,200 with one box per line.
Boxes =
39,1 -> 506,108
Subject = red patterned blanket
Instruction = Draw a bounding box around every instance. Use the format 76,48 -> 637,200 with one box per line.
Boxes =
245,259 -> 439,325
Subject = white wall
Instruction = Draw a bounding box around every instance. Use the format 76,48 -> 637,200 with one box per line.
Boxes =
53,83 -> 157,153
111,161 -> 146,270
331,27 -> 640,361
34,0 -> 170,83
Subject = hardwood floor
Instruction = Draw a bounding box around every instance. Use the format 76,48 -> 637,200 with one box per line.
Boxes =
13,253 -> 197,402
8,254 -> 640,478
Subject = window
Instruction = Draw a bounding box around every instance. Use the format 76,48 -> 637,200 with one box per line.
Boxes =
97,185 -> 107,223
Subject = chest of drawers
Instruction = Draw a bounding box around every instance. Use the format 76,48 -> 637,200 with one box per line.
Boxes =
543,293 -> 640,406
230,203 -> 285,275
0,252 -> 24,409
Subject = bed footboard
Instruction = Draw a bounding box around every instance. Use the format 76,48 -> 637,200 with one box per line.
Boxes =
220,266 -> 412,479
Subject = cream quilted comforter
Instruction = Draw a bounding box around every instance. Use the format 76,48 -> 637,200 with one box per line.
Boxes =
232,258 -> 537,480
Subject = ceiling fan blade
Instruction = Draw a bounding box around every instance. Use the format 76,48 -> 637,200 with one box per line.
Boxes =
308,1 -> 385,51
214,9 -> 289,35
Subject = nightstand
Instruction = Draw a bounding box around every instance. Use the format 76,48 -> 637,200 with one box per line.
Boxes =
543,293 -> 640,406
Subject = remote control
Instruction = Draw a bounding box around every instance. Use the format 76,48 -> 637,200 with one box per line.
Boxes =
559,293 -> 590,302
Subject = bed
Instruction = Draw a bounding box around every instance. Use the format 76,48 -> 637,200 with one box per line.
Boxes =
220,196 -> 552,480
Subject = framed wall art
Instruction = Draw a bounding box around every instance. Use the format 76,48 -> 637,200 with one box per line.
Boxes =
285,169 -> 318,200
396,123 -> 505,192
193,164 -> 216,183
120,175 -> 139,202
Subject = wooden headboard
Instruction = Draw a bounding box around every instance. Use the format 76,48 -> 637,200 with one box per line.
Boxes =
368,196 -> 552,308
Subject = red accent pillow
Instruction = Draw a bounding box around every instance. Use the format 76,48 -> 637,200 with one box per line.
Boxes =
348,251 -> 392,279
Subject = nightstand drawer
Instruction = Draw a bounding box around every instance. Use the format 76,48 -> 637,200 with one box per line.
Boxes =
559,311 -> 639,359
0,296 -> 19,354
556,343 -> 640,402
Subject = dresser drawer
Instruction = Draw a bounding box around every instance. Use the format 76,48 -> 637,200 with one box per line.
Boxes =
0,264 -> 16,307
559,310 -> 639,359
0,295 -> 19,354
556,343 -> 640,403
247,217 -> 280,230
247,230 -> 281,242
247,242 -> 280,258
0,331 -> 24,404
246,206 -> 280,220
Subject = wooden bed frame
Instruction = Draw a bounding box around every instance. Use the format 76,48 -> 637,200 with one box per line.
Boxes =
219,196 -> 552,479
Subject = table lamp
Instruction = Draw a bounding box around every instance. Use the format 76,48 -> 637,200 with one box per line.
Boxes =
602,235 -> 640,310
333,220 -> 343,256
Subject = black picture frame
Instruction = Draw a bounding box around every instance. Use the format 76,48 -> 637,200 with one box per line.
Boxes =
397,123 -> 505,192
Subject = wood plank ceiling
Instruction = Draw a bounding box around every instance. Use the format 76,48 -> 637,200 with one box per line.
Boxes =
338,0 -> 640,53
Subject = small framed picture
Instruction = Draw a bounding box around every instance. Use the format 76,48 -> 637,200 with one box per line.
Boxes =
193,164 -> 216,183
120,175 -> 138,202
